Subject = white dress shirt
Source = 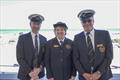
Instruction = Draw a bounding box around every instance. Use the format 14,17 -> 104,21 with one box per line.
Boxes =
31,32 -> 40,53
84,29 -> 95,50
57,37 -> 65,45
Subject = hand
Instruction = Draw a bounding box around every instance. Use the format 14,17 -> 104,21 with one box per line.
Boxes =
33,67 -> 41,75
29,71 -> 35,78
30,76 -> 39,80
29,71 -> 39,80
83,73 -> 92,80
48,78 -> 54,80
69,76 -> 76,80
92,71 -> 101,80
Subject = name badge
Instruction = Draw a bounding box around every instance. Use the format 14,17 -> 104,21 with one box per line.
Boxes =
53,45 -> 59,48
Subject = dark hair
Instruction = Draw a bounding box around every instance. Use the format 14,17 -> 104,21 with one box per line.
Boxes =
54,28 -> 67,35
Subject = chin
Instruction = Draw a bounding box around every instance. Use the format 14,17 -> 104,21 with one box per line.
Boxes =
58,36 -> 63,39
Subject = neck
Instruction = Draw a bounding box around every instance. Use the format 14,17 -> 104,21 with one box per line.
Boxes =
85,28 -> 93,32
32,31 -> 38,34
57,37 -> 65,41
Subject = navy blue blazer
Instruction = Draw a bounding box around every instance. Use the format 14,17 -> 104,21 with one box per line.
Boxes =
73,29 -> 113,80
16,32 -> 47,80
45,37 -> 76,80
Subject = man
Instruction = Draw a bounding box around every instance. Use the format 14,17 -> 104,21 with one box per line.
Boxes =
73,9 -> 113,80
16,14 -> 47,80
45,22 -> 76,80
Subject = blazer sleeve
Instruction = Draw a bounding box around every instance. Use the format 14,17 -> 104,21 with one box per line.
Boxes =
16,35 -> 32,75
98,31 -> 113,74
40,38 -> 47,68
45,42 -> 53,79
71,57 -> 77,77
71,43 -> 77,77
73,36 -> 85,75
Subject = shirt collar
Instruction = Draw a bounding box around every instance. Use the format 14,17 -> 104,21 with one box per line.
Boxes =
57,37 -> 65,42
84,28 -> 95,36
31,31 -> 39,37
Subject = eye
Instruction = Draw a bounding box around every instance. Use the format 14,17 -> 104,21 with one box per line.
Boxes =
56,29 -> 59,31
61,28 -> 64,31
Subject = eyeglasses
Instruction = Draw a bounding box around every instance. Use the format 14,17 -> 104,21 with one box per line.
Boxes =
82,19 -> 92,23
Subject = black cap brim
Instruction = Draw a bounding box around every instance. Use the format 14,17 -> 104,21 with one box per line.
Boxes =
77,9 -> 95,21
28,14 -> 44,23
53,22 -> 68,30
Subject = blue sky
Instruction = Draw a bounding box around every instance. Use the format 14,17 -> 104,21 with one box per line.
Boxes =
0,0 -> 120,29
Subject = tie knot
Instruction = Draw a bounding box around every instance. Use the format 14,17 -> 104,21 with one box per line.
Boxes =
35,35 -> 37,38
86,32 -> 90,36
60,41 -> 64,45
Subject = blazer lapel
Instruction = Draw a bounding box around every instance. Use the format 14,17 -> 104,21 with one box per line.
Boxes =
39,34 -> 43,53
53,37 -> 60,46
54,37 -> 67,47
39,34 -> 45,54
39,34 -> 42,47
63,38 -> 67,45
94,30 -> 99,53
28,32 -> 35,53
81,32 -> 88,49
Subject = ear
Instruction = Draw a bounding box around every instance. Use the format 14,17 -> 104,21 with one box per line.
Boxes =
65,29 -> 67,35
29,22 -> 31,26
92,19 -> 94,25
54,29 -> 56,34
65,32 -> 66,35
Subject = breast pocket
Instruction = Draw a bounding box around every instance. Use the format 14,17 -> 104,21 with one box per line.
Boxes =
96,43 -> 106,56
51,45 -> 60,54
40,45 -> 45,53
64,44 -> 72,56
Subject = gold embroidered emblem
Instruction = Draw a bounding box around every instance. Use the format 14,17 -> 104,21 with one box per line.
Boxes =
53,45 -> 59,48
66,44 -> 71,49
97,44 -> 105,53
97,44 -> 103,47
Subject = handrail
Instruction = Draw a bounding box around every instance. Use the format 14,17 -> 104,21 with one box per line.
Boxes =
0,64 -> 120,69
0,64 -> 19,67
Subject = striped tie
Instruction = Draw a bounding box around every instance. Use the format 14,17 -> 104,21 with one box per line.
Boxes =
33,35 -> 39,67
35,35 -> 38,54
86,32 -> 95,72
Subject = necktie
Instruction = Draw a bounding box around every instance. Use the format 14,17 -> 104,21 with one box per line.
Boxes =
86,32 -> 95,73
35,35 -> 38,54
33,34 -> 39,67
60,41 -> 64,46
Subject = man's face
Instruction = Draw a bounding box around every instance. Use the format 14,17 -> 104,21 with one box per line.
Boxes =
81,17 -> 94,32
54,27 -> 66,40
30,22 -> 41,33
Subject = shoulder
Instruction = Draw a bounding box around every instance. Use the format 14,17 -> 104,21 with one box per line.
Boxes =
47,38 -> 55,45
65,38 -> 72,43
95,29 -> 109,35
95,29 -> 108,33
18,32 -> 30,39
74,31 -> 84,39
39,34 -> 47,41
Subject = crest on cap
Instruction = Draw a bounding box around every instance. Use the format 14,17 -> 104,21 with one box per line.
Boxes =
77,9 -> 95,21
53,22 -> 68,30
28,14 -> 44,23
